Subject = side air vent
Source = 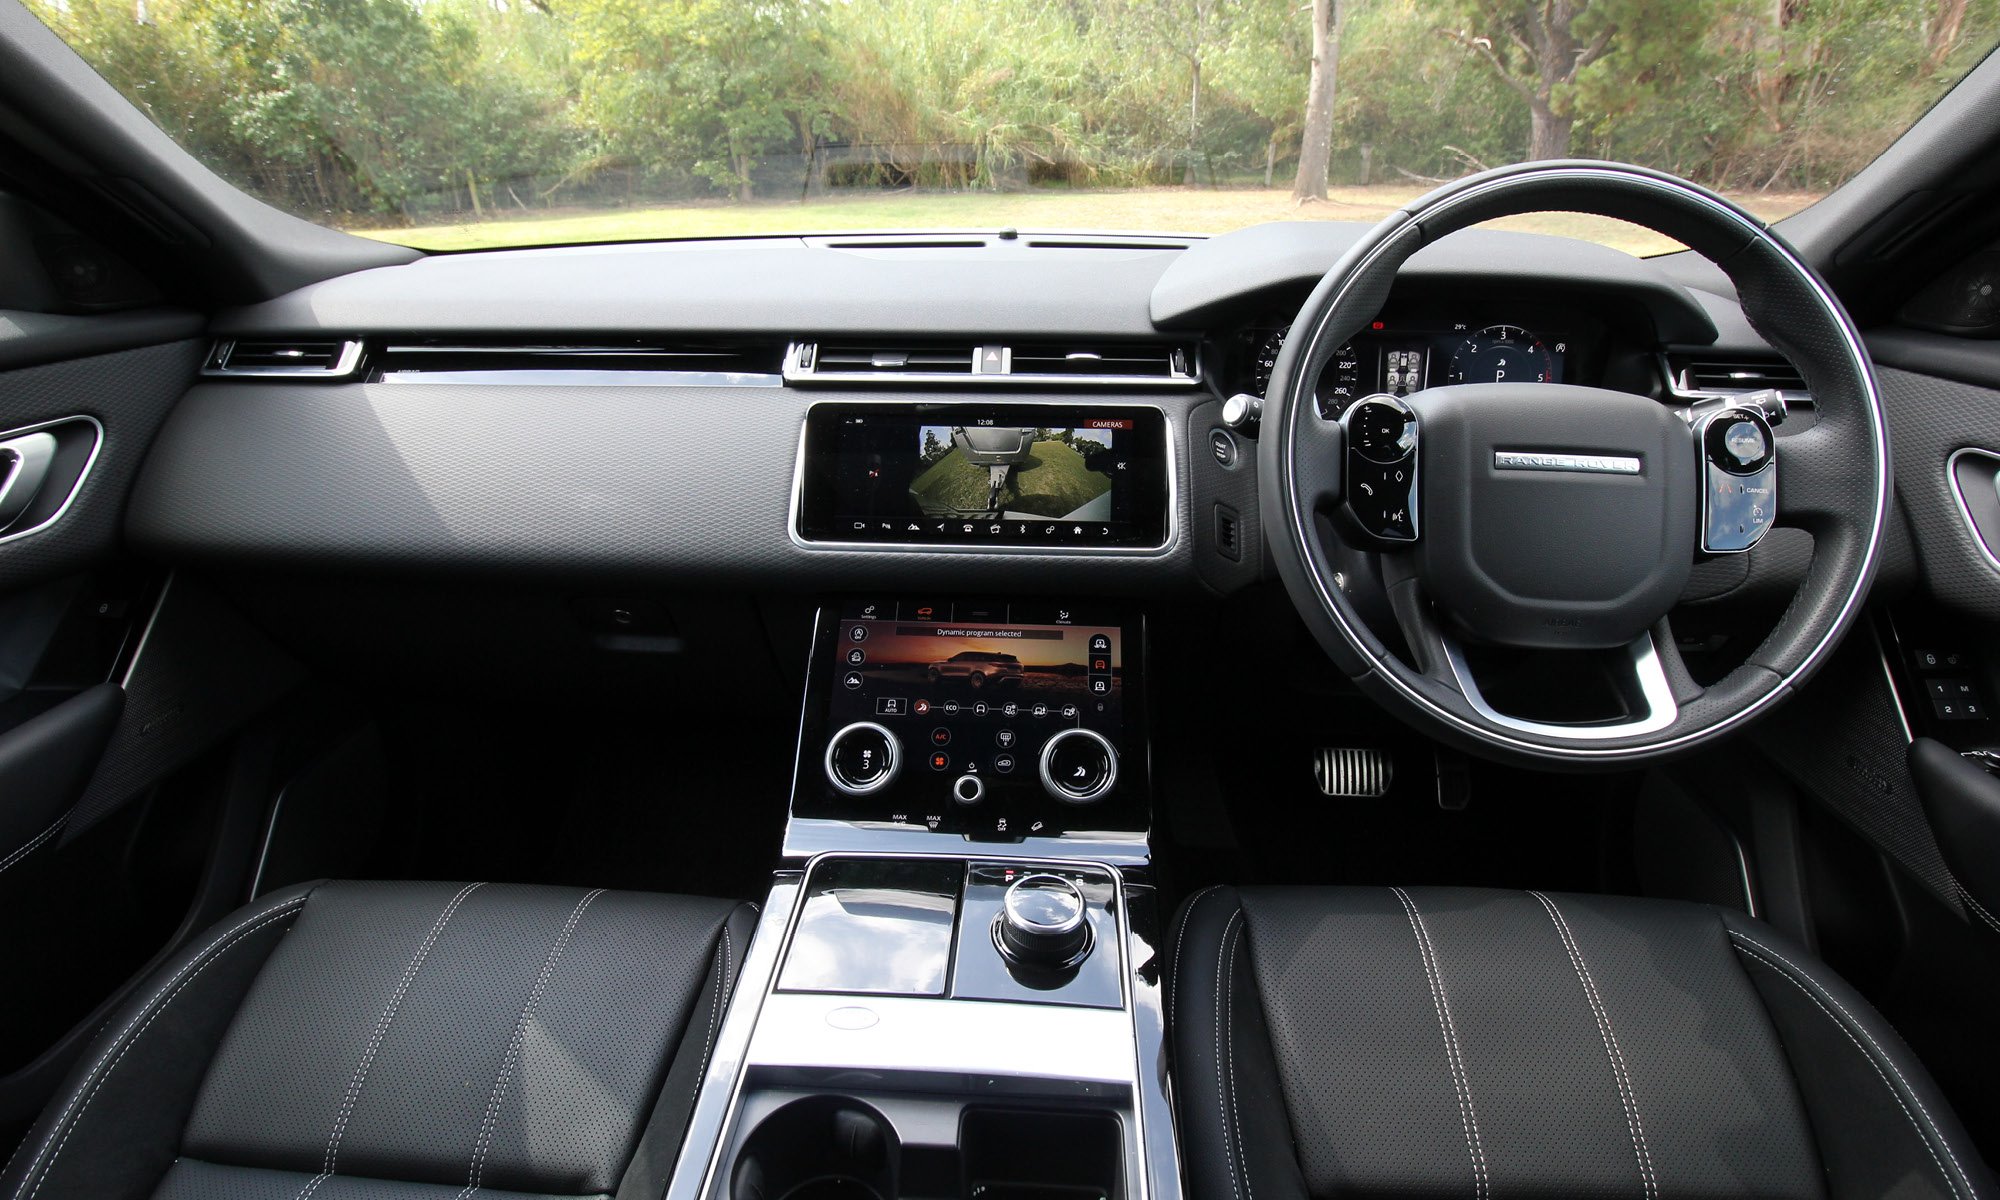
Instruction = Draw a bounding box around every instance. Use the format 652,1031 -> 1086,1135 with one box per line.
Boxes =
204,338 -> 363,378
786,341 -> 1198,386
1664,353 -> 1812,407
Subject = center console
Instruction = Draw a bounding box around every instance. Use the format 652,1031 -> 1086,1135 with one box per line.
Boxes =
660,596 -> 1174,1200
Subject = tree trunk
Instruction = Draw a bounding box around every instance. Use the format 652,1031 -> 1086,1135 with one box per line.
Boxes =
1927,0 -> 1968,72
1292,0 -> 1339,202
1527,100 -> 1572,161
1265,135 -> 1276,188
1183,58 -> 1202,185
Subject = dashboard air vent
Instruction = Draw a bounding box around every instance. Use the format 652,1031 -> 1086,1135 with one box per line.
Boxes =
1009,343 -> 1193,381
1665,353 -> 1811,406
786,341 -> 1198,386
811,345 -> 978,375
204,338 -> 363,378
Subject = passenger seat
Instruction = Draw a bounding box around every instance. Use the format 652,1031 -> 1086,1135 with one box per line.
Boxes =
1,881 -> 756,1200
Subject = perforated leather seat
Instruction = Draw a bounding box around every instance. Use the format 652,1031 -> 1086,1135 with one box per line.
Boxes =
2,880 -> 757,1200
1168,885 -> 1993,1200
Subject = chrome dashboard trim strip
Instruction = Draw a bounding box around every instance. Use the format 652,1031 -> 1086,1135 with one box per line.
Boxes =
786,398 -> 1182,558
1280,164 -> 1889,757
784,341 -> 1202,387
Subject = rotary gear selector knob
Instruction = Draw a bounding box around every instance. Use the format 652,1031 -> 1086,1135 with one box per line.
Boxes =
994,873 -> 1093,969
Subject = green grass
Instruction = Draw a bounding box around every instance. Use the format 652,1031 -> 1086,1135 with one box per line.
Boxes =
350,184 -> 1824,256
910,439 -> 1113,518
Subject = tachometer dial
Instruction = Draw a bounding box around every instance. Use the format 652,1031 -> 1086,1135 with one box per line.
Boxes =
1446,325 -> 1555,385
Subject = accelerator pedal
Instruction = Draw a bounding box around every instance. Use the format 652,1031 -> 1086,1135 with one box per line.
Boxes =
1314,748 -> 1394,798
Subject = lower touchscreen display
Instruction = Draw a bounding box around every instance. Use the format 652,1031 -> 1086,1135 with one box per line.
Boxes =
797,404 -> 1169,547
794,599 -> 1146,841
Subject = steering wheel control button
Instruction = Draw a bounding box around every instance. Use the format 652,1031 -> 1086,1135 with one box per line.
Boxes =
1039,728 -> 1118,803
825,722 -> 900,796
1699,406 -> 1777,553
1340,395 -> 1420,545
1346,397 -> 1417,463
952,774 -> 986,805
994,874 -> 1093,970
1705,407 -> 1775,475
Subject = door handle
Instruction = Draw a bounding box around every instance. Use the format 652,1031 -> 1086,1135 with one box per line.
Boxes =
0,431 -> 59,532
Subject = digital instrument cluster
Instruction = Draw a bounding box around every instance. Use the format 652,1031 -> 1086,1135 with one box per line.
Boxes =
1244,318 -> 1577,417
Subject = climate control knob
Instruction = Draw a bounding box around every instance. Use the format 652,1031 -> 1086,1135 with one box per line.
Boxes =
1038,728 -> 1118,804
824,721 -> 901,796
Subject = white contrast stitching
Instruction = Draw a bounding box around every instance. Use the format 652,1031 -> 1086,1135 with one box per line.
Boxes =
692,924 -> 733,1090
1221,912 -> 1254,1200
1171,885 -> 1222,1029
13,896 -> 309,1200
1956,883 -> 2000,936
1213,909 -> 1245,1200
315,881 -> 485,1191
0,815 -> 66,877
294,1172 -> 332,1200
1390,887 -> 1488,1200
1730,933 -> 1976,1200
1531,891 -> 1657,1200
457,888 -> 603,1200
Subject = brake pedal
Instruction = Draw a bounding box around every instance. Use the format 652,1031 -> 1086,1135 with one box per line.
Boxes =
1314,748 -> 1393,798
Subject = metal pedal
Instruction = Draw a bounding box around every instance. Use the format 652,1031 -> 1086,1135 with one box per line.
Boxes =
1314,748 -> 1393,798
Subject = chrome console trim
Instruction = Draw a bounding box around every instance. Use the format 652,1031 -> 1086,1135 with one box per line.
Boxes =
786,398 -> 1181,557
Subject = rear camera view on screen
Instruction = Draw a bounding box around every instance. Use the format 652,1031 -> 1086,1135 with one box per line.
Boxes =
911,426 -> 1115,522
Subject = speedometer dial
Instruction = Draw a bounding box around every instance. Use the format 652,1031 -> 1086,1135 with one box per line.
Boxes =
1249,325 -> 1365,417
1446,325 -> 1555,385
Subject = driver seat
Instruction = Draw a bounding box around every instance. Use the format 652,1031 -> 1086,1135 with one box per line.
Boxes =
1168,886 -> 1992,1200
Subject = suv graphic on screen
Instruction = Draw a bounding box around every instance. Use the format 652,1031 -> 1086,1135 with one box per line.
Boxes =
926,650 -> 1024,688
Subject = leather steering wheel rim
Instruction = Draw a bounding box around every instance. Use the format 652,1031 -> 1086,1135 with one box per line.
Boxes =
1259,161 -> 1890,767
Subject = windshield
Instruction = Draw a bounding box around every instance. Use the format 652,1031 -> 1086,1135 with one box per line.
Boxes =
28,0 -> 1999,255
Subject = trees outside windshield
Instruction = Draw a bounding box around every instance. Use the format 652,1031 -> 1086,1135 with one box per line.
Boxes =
28,0 -> 1997,251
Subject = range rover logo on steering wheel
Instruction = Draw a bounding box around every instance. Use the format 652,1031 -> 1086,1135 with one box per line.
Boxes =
1493,450 -> 1643,475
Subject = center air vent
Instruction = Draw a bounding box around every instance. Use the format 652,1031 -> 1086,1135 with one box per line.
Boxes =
204,338 -> 364,379
786,341 -> 1197,386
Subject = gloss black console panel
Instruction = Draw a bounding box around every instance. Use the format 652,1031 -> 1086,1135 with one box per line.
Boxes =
792,599 -> 1148,844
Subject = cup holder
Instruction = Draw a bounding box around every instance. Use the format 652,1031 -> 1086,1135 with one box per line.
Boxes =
731,1096 -> 900,1200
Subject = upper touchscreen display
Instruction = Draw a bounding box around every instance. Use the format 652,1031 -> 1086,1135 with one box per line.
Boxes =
798,404 -> 1169,547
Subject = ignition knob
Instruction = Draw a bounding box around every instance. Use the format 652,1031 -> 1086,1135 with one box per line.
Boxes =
995,874 -> 1093,969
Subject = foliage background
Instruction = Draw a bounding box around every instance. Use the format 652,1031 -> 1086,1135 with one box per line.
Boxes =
27,0 -> 1997,229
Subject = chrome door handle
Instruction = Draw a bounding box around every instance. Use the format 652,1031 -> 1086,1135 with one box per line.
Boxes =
0,431 -> 59,532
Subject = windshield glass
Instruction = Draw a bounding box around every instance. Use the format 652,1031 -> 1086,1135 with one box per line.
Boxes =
28,0 -> 1999,254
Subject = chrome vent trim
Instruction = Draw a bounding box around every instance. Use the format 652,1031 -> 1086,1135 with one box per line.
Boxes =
204,338 -> 364,379
785,341 -> 1199,386
1662,352 -> 1813,408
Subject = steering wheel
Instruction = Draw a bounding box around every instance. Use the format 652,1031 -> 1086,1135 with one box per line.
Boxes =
1261,161 -> 1889,766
